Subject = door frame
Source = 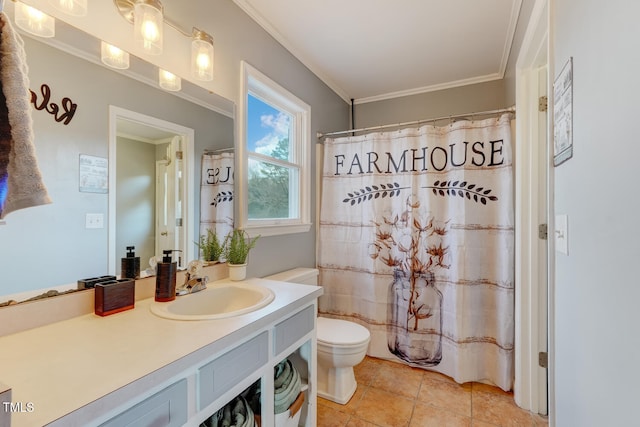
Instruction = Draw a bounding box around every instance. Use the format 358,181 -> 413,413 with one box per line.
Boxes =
514,0 -> 550,416
108,106 -> 195,275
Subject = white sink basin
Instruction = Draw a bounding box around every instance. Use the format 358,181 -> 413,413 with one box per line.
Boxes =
150,282 -> 275,320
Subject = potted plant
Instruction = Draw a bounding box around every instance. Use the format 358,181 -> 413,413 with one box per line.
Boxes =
196,229 -> 224,264
223,228 -> 260,280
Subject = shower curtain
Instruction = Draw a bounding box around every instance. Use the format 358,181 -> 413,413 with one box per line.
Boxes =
317,114 -> 514,391
200,152 -> 234,244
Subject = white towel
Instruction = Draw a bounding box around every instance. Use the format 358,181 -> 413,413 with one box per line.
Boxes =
0,12 -> 51,219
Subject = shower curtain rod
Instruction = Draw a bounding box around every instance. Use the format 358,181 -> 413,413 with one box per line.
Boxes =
317,105 -> 515,139
204,147 -> 235,154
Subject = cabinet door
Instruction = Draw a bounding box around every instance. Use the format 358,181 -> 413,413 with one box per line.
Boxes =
99,379 -> 187,427
199,331 -> 269,409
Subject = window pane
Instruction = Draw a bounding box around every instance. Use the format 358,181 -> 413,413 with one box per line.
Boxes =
248,157 -> 298,219
247,94 -> 292,162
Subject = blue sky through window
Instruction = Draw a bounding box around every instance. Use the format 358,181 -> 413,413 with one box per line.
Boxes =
247,94 -> 291,158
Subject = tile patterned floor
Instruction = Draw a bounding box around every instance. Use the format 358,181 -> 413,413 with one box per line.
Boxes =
317,357 -> 548,427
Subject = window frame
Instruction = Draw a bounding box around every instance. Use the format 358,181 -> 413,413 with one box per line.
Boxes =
238,61 -> 311,237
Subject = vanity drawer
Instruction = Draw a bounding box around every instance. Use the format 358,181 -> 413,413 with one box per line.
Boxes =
198,331 -> 268,409
273,305 -> 315,355
99,379 -> 187,427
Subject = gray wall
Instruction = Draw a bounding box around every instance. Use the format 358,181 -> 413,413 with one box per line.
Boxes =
353,79 -> 508,129
553,1 -> 640,425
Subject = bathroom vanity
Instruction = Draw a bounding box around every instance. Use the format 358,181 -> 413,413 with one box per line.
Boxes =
0,273 -> 322,427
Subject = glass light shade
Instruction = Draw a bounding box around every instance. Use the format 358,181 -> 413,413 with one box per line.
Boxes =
191,29 -> 214,81
48,0 -> 87,17
101,42 -> 130,70
134,0 -> 163,55
159,69 -> 181,92
14,2 -> 55,38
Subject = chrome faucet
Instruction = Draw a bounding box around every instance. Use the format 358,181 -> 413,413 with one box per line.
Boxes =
176,274 -> 208,295
176,260 -> 208,295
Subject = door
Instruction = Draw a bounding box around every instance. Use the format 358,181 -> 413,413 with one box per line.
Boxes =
155,136 -> 183,266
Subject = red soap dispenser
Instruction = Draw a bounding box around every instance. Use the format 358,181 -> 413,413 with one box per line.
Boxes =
155,250 -> 177,302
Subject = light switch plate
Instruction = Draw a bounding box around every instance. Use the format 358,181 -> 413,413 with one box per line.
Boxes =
555,214 -> 568,255
86,213 -> 104,229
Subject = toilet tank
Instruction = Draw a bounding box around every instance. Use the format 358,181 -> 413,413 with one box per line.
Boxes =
265,268 -> 319,285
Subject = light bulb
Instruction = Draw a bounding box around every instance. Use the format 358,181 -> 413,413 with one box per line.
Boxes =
159,69 -> 181,92
101,42 -> 130,70
191,29 -> 214,81
15,2 -> 55,38
48,0 -> 87,17
134,0 -> 163,55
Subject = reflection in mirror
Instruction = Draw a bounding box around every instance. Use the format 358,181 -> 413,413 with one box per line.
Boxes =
111,109 -> 195,276
0,6 -> 235,305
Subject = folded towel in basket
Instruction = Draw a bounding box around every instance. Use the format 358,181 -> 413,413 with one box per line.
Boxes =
273,359 -> 301,414
202,395 -> 255,427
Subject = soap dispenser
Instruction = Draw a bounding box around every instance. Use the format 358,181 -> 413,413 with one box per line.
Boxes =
155,250 -> 177,302
121,246 -> 140,279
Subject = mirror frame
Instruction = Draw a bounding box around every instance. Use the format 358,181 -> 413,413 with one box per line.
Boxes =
108,106 -> 195,275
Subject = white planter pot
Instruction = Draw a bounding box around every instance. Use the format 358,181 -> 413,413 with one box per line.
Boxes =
227,263 -> 247,281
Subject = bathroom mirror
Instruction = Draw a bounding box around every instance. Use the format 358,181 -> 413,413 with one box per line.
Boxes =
0,9 -> 235,303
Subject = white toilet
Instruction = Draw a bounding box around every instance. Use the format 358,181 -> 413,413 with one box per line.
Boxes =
265,268 -> 370,405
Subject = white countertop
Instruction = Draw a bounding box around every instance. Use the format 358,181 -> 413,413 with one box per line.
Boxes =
0,277 -> 322,427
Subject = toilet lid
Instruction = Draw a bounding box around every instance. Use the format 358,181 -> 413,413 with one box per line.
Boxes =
317,317 -> 370,345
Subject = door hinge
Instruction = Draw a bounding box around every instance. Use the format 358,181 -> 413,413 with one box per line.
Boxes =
538,223 -> 548,240
176,150 -> 183,160
538,96 -> 548,112
176,218 -> 183,227
539,351 -> 548,368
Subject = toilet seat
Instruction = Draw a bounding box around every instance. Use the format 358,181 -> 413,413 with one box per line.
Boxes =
317,317 -> 370,347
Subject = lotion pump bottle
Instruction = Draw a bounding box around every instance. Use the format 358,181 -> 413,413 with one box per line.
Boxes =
121,246 -> 140,279
155,250 -> 177,302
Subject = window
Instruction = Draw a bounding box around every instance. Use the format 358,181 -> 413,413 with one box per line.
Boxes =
239,62 -> 311,236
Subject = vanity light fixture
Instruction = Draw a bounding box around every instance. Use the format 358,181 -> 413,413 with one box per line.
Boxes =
113,0 -> 215,81
191,28 -> 214,81
48,0 -> 87,17
101,41 -> 130,70
14,1 -> 55,38
158,69 -> 181,92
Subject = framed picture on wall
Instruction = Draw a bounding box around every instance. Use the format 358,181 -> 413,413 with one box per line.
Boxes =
553,57 -> 573,166
79,154 -> 108,193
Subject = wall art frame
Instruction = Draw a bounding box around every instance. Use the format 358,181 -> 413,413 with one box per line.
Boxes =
553,57 -> 573,166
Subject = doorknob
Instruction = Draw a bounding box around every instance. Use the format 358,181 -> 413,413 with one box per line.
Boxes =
161,231 -> 168,236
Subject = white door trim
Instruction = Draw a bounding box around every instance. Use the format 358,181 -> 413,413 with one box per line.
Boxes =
514,0 -> 549,416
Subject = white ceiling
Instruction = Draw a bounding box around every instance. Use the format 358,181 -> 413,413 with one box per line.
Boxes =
233,0 -> 524,103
